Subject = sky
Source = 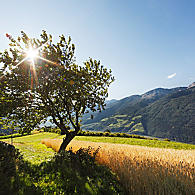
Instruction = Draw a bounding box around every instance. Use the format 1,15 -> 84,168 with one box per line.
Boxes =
0,0 -> 195,100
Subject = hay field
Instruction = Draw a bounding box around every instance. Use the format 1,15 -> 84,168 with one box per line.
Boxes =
42,138 -> 195,194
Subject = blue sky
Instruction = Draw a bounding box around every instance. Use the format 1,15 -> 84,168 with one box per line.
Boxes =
0,0 -> 195,99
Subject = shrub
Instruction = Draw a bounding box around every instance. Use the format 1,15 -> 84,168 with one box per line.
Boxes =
0,141 -> 124,194
0,141 -> 22,194
103,132 -> 110,136
0,133 -> 29,139
42,138 -> 195,194
31,147 -> 124,194
76,130 -> 149,140
164,138 -> 171,141
115,133 -> 121,137
99,132 -> 104,136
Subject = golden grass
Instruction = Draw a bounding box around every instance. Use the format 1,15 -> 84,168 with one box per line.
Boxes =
42,138 -> 195,194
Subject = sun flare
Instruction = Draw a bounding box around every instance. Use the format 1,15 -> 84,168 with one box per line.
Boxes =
26,48 -> 38,61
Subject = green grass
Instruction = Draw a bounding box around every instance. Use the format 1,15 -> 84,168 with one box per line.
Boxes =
1,135 -> 124,194
0,132 -> 64,164
1,132 -> 194,164
0,133 -> 29,139
75,136 -> 195,150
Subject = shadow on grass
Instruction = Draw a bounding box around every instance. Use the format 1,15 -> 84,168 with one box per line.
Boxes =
0,141 -> 124,195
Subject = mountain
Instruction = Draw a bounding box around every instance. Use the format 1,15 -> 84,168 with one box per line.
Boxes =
82,84 -> 195,144
188,82 -> 195,89
83,87 -> 185,125
140,86 -> 195,144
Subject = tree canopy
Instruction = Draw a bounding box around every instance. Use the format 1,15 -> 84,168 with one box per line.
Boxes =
0,31 -> 114,151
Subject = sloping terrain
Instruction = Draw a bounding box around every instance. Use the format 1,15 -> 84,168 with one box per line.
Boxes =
83,87 -> 185,125
82,84 -> 195,143
1,132 -> 194,194
141,86 -> 195,144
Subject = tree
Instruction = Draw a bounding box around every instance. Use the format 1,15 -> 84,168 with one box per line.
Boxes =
0,31 -> 114,152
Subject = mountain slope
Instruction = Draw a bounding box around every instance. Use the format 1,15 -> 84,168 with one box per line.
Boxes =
140,86 -> 195,144
83,87 -> 186,125
82,87 -> 186,132
82,84 -> 195,144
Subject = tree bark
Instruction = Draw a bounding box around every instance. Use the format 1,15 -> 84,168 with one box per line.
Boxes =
60,126 -> 70,135
58,132 -> 76,153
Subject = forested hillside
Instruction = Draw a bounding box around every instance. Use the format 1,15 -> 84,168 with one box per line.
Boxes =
82,87 -> 185,125
82,84 -> 195,144
141,86 -> 195,144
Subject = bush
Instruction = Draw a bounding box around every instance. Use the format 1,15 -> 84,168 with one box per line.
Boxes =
119,133 -> 129,138
103,132 -> 110,136
0,143 -> 124,194
78,130 -> 149,140
0,141 -> 22,194
114,133 -> 121,137
164,138 -> 171,142
0,133 -> 29,139
31,147 -> 124,194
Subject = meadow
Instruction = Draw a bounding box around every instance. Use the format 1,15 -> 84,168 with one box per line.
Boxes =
1,132 -> 61,164
0,139 -> 123,194
42,137 -> 195,194
1,132 -> 195,194
2,132 -> 195,164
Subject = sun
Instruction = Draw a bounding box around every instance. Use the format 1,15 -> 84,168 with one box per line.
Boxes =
14,41 -> 58,69
26,48 -> 38,61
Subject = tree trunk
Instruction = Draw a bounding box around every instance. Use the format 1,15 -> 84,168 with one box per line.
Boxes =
58,132 -> 75,153
60,126 -> 70,135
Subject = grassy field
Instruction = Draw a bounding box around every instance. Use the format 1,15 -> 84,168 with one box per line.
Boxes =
1,132 -> 195,194
0,132 -> 62,164
74,136 -> 195,150
43,137 -> 195,194
1,132 -> 195,164
1,133 -> 124,194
